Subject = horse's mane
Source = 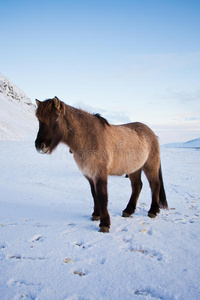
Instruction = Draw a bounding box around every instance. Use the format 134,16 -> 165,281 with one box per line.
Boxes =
36,99 -> 58,125
94,113 -> 110,127
36,98 -> 110,128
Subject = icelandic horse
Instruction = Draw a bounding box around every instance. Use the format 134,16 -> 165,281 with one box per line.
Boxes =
35,97 -> 168,232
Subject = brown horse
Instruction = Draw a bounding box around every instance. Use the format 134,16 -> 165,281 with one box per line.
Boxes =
35,96 -> 168,232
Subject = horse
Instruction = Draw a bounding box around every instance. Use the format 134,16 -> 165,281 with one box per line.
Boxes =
35,96 -> 168,232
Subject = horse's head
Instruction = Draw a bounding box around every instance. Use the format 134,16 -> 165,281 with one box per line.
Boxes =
35,96 -> 66,154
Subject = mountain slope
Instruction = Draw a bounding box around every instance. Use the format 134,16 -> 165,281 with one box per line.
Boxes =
0,73 -> 37,141
0,73 -> 32,105
163,137 -> 200,148
183,138 -> 200,148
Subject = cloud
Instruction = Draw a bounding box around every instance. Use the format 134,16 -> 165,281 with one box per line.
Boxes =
171,111 -> 200,125
151,123 -> 200,144
164,88 -> 200,104
103,111 -> 131,124
72,101 -> 131,124
185,116 -> 200,122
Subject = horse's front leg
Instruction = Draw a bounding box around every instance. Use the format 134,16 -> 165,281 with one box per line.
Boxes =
95,177 -> 110,233
85,176 -> 100,221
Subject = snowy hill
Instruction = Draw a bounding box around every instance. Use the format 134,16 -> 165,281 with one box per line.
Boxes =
183,137 -> 200,148
163,137 -> 200,148
0,73 -> 37,141
0,73 -> 32,105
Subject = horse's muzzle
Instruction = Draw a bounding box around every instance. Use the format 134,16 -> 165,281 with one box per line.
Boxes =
35,141 -> 50,154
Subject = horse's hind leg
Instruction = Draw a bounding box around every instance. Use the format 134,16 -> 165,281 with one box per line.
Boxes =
122,169 -> 142,217
85,176 -> 100,221
143,166 -> 160,218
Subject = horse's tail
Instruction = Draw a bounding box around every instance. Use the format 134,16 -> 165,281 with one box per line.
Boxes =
159,164 -> 168,209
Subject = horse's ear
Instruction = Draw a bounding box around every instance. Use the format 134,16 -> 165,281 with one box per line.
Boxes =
54,96 -> 65,114
35,99 -> 40,107
54,96 -> 60,110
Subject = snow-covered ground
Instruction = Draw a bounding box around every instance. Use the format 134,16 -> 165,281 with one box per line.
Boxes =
0,74 -> 200,299
0,140 -> 200,300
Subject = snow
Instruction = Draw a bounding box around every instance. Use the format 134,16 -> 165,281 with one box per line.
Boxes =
0,141 -> 200,299
0,77 -> 200,299
0,73 -> 32,106
0,73 -> 37,141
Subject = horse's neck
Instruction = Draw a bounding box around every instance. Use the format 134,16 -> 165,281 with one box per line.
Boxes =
63,105 -> 90,152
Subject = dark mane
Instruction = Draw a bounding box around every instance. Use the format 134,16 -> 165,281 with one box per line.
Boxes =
94,113 -> 110,127
35,99 -> 56,125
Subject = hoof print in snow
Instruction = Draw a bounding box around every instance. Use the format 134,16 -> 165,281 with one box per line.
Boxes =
73,270 -> 86,276
74,242 -> 86,249
64,258 -> 74,264
30,235 -> 43,242
134,289 -> 152,296
13,293 -> 35,300
130,249 -> 148,254
130,248 -> 163,261
134,289 -> 162,299
101,258 -> 106,265
8,255 -> 21,260
67,223 -> 76,227
141,228 -> 153,235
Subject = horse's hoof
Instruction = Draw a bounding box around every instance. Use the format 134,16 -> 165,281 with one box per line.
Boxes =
91,215 -> 100,221
148,212 -> 157,218
99,226 -> 109,233
122,211 -> 131,218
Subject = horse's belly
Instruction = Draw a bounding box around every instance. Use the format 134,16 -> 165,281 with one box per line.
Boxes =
108,152 -> 148,176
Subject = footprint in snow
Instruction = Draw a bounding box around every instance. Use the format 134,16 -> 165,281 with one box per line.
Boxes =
7,278 -> 39,287
64,258 -> 75,264
7,255 -> 46,261
140,227 -> 153,235
0,243 -> 6,249
33,223 -> 49,228
130,248 -> 163,261
30,234 -> 44,242
101,257 -> 106,265
134,289 -> 162,299
13,293 -> 36,300
66,223 -> 76,227
73,269 -> 88,276
60,223 -> 76,236
73,241 -> 93,250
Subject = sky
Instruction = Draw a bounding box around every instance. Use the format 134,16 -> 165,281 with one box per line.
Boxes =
1,0 -> 200,144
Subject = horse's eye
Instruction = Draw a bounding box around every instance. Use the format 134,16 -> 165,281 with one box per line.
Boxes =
49,117 -> 56,127
52,120 -> 58,130
51,116 -> 58,123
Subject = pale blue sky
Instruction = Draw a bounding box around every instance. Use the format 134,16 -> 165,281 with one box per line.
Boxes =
1,0 -> 200,143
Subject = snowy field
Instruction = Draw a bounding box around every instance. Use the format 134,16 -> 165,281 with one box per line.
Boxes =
0,139 -> 200,300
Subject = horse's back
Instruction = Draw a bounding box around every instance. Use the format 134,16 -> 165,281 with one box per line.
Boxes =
111,122 -> 158,146
105,122 -> 160,176
122,122 -> 156,137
